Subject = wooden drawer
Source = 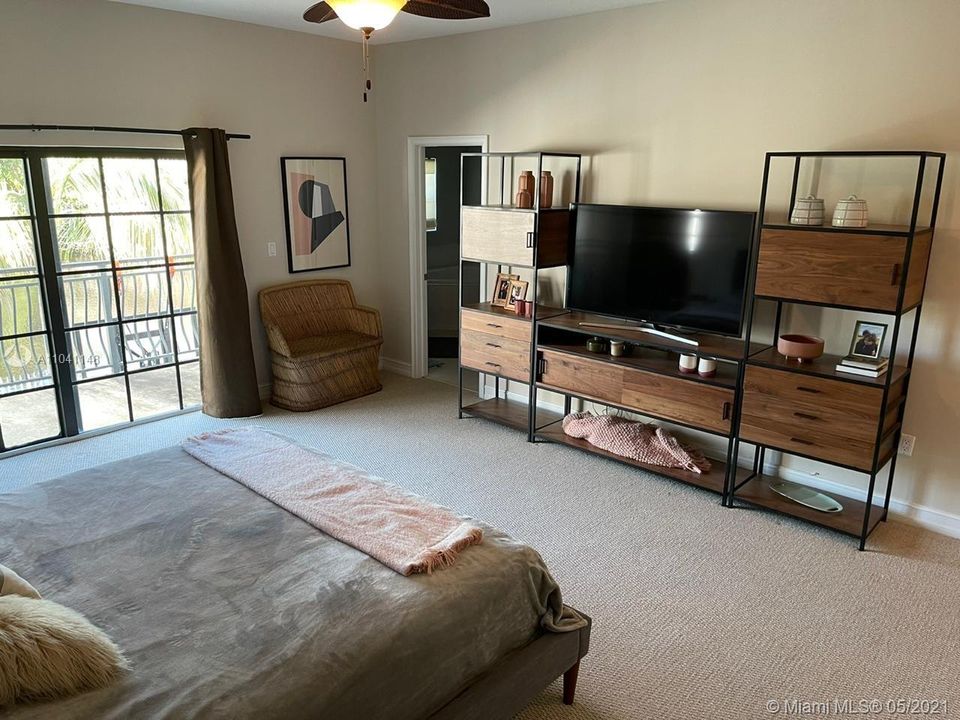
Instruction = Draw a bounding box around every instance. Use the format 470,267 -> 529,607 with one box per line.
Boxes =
755,229 -> 909,311
461,207 -> 535,266
740,365 -> 884,470
538,349 -> 735,434
461,308 -> 531,343
461,328 -> 530,382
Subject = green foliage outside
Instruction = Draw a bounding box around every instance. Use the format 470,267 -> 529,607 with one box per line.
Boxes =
0,156 -> 194,388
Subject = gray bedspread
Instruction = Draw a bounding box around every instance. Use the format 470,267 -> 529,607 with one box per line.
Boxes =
0,447 -> 580,719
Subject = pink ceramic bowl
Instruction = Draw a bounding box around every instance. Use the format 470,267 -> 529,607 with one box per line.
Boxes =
777,334 -> 825,362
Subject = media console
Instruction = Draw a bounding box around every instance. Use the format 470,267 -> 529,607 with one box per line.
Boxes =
531,310 -> 763,502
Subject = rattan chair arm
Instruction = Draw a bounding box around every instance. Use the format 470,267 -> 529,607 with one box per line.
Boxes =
263,322 -> 293,357
349,305 -> 383,339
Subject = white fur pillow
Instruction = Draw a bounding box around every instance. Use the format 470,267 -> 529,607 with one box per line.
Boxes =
0,564 -> 41,599
0,596 -> 129,706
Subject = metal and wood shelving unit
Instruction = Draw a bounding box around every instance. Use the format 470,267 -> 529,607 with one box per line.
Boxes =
729,150 -> 946,550
457,151 -> 582,434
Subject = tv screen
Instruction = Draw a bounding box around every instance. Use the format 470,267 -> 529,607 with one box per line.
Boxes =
567,204 -> 755,336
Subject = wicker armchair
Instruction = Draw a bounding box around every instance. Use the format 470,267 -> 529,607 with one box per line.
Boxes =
258,279 -> 383,411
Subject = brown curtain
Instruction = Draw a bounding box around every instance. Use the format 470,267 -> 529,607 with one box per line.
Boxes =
182,128 -> 261,418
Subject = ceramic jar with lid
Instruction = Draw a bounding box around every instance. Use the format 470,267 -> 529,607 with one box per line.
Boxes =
832,195 -> 869,228
790,195 -> 825,226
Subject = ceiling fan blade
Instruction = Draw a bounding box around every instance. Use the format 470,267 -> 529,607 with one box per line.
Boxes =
303,2 -> 338,23
401,0 -> 490,20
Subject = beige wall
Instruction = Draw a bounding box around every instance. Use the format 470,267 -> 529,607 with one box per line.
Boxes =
372,0 -> 960,521
5,0 -> 960,525
0,0 -> 381,387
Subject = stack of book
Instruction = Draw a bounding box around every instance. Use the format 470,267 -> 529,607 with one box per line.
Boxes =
835,355 -> 888,378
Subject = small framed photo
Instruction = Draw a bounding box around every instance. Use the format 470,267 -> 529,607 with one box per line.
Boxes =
849,320 -> 887,359
505,279 -> 529,311
492,273 -> 518,307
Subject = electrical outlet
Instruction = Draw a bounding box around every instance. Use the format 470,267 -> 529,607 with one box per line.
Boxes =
898,433 -> 916,457
267,242 -> 277,257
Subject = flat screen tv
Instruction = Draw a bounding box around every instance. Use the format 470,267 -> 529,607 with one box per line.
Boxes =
566,204 -> 756,337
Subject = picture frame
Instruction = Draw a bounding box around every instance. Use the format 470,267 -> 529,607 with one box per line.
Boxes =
280,156 -> 351,273
505,279 -> 529,311
491,272 -> 519,307
849,320 -> 887,360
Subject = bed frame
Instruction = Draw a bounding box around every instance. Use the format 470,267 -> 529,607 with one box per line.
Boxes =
429,612 -> 591,719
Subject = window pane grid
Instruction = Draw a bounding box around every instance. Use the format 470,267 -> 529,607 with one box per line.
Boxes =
1,149 -> 195,452
0,156 -> 63,450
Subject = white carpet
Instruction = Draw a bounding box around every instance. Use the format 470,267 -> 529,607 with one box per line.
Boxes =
2,372 -> 959,719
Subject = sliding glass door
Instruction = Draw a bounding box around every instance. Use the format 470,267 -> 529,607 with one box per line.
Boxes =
0,148 -> 200,453
0,156 -> 60,449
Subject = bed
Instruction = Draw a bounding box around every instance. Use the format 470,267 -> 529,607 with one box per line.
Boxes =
0,446 -> 590,719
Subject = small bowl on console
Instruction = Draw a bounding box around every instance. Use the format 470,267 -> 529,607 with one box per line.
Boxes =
777,334 -> 825,362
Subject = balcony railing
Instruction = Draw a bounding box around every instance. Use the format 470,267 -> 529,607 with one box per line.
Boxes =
0,260 -> 198,394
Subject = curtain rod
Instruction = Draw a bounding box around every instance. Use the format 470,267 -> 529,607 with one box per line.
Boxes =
0,124 -> 251,140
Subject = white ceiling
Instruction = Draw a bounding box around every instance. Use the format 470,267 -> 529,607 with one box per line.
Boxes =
111,0 -> 664,44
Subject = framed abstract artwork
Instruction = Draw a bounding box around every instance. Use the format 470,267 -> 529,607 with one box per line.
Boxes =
281,156 -> 351,273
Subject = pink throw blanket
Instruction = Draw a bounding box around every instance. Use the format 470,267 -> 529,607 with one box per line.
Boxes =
182,428 -> 482,575
562,412 -> 712,474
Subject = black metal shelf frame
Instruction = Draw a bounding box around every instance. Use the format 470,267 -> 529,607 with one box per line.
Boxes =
729,150 -> 946,550
456,151 -> 583,431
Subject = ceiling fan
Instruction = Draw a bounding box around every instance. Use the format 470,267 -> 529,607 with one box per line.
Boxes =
304,1 -> 491,101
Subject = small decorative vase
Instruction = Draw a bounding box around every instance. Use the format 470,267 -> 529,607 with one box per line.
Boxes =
697,357 -> 718,378
517,171 -> 536,209
679,353 -> 698,374
832,195 -> 869,228
790,195 -> 824,226
539,171 -> 554,209
586,337 -> 607,353
515,189 -> 533,209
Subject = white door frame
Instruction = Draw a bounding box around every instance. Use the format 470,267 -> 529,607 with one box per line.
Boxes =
407,134 -> 489,378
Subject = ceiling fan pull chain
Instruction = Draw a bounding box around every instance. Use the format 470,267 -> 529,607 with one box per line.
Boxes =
362,27 -> 372,103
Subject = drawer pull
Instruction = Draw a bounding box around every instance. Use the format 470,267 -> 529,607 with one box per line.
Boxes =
526,231 -> 535,248
485,362 -> 501,368
794,411 -> 820,421
722,402 -> 731,420
790,436 -> 815,446
485,342 -> 502,349
486,323 -> 503,329
796,386 -> 821,394
890,263 -> 902,286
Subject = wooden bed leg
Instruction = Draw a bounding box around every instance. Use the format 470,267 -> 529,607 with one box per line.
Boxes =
563,661 -> 580,705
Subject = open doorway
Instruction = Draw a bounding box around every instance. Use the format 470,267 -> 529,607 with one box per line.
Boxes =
425,145 -> 481,385
407,135 -> 488,382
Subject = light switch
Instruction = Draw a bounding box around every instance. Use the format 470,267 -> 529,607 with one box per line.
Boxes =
267,242 -> 277,257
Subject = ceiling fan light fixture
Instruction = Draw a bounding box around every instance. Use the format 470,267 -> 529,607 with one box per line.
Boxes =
328,0 -> 405,31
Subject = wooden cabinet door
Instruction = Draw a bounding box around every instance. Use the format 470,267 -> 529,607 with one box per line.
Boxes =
538,349 -> 624,405
755,229 -> 907,311
538,349 -> 734,434
621,368 -> 734,434
461,207 -> 535,266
